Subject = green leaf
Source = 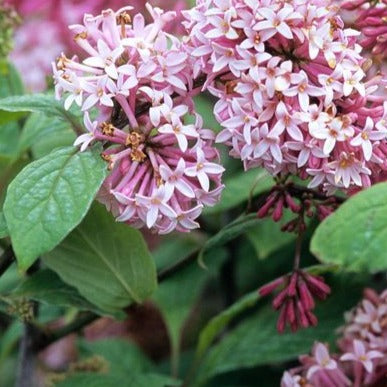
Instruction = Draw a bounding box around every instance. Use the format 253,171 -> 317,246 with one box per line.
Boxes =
154,234 -> 202,270
10,269 -> 119,317
204,169 -> 273,215
0,321 -> 22,364
18,112 -> 75,156
311,182 -> 387,273
43,203 -> 157,312
199,214 -> 261,266
246,213 -> 296,260
0,211 -> 8,238
196,291 -> 260,361
193,94 -> 222,133
56,373 -> 179,387
0,63 -> 25,124
55,374 -> 126,387
4,146 -> 108,270
0,121 -> 20,160
78,339 -> 153,376
66,339 -> 180,387
153,237 -> 226,374
193,275 -> 366,386
0,63 -> 24,97
0,94 -> 82,132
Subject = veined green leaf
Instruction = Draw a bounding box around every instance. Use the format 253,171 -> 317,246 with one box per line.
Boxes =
311,182 -> 387,273
43,204 -> 157,312
4,146 -> 108,270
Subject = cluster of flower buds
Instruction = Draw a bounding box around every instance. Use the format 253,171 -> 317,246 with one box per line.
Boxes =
183,0 -> 387,194
53,5 -> 225,234
281,288 -> 387,387
256,180 -> 342,229
259,270 -> 331,333
341,0 -> 387,59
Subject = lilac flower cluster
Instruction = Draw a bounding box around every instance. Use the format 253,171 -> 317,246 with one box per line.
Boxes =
53,5 -> 224,234
183,0 -> 387,193
282,288 -> 387,387
9,0 -> 187,91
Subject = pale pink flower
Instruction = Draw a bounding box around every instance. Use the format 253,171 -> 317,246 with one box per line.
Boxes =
254,6 -> 302,40
282,71 -> 325,112
73,112 -> 98,152
343,69 -> 366,97
272,102 -> 303,141
136,186 -> 176,228
351,117 -> 387,161
328,152 -> 371,188
311,117 -> 355,155
307,343 -> 337,378
340,339 -> 383,373
82,76 -> 115,110
354,299 -> 387,334
185,148 -> 225,192
83,39 -> 124,79
159,159 -> 195,198
205,13 -> 238,40
158,115 -> 199,152
281,371 -> 302,387
375,102 -> 387,132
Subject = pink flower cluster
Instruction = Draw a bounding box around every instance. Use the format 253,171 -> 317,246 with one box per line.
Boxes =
183,0 -> 387,193
282,288 -> 387,387
8,0 -> 187,91
53,5 -> 224,234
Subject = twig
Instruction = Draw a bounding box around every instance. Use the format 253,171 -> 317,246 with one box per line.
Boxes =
286,183 -> 346,204
15,317 -> 40,387
36,311 -> 99,351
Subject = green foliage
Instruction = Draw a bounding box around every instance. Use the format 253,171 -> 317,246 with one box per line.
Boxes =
311,182 -> 387,273
43,204 -> 157,313
10,269 -> 114,317
0,211 -> 8,238
153,236 -> 227,374
246,212 -> 297,260
0,62 -> 24,124
56,339 -> 179,387
0,121 -> 20,161
0,93 -> 82,131
193,94 -> 222,133
4,146 -> 108,270
18,112 -> 75,157
204,169 -> 273,215
55,373 -> 179,387
195,291 -> 260,361
78,339 -> 153,376
199,214 -> 261,266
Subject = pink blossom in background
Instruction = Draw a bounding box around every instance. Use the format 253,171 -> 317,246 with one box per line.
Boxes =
281,288 -> 387,387
184,0 -> 387,194
341,0 -> 387,58
53,5 -> 224,233
340,0 -> 387,86
8,0 -> 187,91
